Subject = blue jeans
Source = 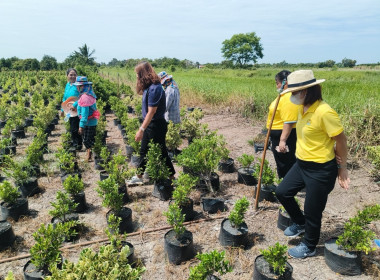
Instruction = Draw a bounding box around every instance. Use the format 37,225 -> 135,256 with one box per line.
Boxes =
275,159 -> 337,248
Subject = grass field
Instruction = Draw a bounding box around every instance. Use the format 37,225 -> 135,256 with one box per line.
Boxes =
100,67 -> 380,157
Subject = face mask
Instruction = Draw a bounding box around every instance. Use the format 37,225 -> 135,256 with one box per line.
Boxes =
277,88 -> 282,93
290,92 -> 305,105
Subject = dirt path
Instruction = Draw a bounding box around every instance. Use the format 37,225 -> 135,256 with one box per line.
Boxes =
0,110 -> 379,279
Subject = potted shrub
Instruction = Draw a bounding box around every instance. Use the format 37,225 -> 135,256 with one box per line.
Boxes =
0,138 -> 15,156
24,222 -> 76,279
3,157 -> 40,197
163,202 -> 195,264
188,250 -> 233,280
277,197 -> 301,231
218,154 -> 235,174
253,242 -> 293,280
176,133 -> 228,193
252,133 -> 267,153
63,175 -> 86,213
55,148 -> 80,182
106,213 -> 135,263
325,204 -> 380,276
236,154 -> 257,186
45,244 -> 145,279
124,118 -> 140,162
146,141 -> 173,200
219,196 -> 249,248
253,160 -> 277,202
0,180 -> 28,221
166,121 -> 182,160
172,173 -> 198,221
181,108 -> 204,143
49,191 -> 80,241
97,177 -> 134,233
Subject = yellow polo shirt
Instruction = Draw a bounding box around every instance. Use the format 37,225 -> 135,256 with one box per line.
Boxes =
266,92 -> 300,130
296,100 -> 343,163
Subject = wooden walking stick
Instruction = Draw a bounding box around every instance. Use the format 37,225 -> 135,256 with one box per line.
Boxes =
254,91 -> 283,210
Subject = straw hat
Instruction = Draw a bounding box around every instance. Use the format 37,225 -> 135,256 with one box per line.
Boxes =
61,96 -> 78,117
281,70 -> 325,95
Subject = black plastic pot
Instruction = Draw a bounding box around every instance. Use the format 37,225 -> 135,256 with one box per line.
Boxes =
201,197 -> 226,214
237,167 -> 257,186
164,229 -> 194,265
130,154 -> 140,168
219,218 -> 248,248
324,238 -> 362,276
277,209 -> 292,231
254,143 -> 265,153
253,255 -> 293,280
152,179 -> 173,201
1,197 -> 29,221
11,129 -> 26,139
119,184 -> 129,204
94,157 -> 104,170
127,106 -> 134,114
125,145 -> 135,162
170,199 -> 195,222
198,172 -> 220,192
254,185 -> 277,202
99,171 -> 109,181
0,221 -> 16,250
24,118 -> 34,127
72,192 -> 87,213
0,120 -> 6,129
0,176 -> 5,183
52,213 -> 80,242
113,118 -> 121,126
23,255 -> 63,280
107,207 -> 134,234
218,158 -> 235,173
18,177 -> 41,197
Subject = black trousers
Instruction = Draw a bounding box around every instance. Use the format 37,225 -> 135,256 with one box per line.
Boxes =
69,116 -> 82,147
83,126 -> 96,149
270,128 -> 297,178
137,118 -> 175,176
275,159 -> 337,249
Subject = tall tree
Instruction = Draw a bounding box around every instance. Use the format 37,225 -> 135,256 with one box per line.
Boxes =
221,32 -> 263,67
40,55 -> 58,70
73,44 -> 96,65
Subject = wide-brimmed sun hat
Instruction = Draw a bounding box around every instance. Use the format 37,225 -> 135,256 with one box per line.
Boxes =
281,70 -> 325,95
61,96 -> 78,117
158,71 -> 172,84
73,76 -> 93,86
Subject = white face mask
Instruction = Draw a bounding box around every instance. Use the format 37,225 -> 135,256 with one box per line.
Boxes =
290,92 -> 305,105
277,88 -> 282,93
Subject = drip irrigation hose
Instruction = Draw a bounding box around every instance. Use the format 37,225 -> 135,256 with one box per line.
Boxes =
0,214 -> 226,264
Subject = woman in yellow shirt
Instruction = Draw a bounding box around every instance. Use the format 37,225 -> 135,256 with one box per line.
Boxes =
266,70 -> 300,178
275,70 -> 350,259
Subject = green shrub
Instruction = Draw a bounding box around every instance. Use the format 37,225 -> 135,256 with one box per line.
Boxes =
237,154 -> 255,169
336,204 -> 380,254
188,250 -> 232,280
96,177 -> 124,213
163,202 -> 186,238
254,159 -> 276,186
30,222 -> 76,273
63,174 -> 84,195
0,180 -> 19,204
49,191 -> 78,222
46,244 -> 145,279
5,271 -> 15,280
367,146 -> 380,179
260,242 -> 288,276
228,197 -> 250,227
172,173 -> 197,207
166,121 -> 182,151
145,141 -> 171,183
181,108 -> 204,140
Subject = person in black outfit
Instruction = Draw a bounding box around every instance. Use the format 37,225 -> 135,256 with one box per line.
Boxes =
128,61 -> 175,184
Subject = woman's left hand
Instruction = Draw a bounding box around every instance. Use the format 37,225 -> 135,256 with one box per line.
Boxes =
135,129 -> 143,142
337,168 -> 350,190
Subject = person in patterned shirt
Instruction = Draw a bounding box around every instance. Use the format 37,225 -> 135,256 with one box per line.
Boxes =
158,71 -> 181,124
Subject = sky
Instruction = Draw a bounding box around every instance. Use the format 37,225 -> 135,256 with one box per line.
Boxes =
0,0 -> 379,65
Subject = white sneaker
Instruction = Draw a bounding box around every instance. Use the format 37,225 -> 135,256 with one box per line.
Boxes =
127,175 -> 143,185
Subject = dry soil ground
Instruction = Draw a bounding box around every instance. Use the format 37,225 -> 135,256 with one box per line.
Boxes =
0,109 -> 379,280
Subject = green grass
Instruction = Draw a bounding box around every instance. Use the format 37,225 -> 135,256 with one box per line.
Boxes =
100,67 -> 380,157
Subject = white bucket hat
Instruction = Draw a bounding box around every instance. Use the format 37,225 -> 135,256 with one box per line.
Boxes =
281,70 -> 325,95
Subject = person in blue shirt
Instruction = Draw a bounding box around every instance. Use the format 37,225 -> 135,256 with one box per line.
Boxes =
62,68 -> 82,150
73,76 -> 100,162
128,61 -> 175,184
